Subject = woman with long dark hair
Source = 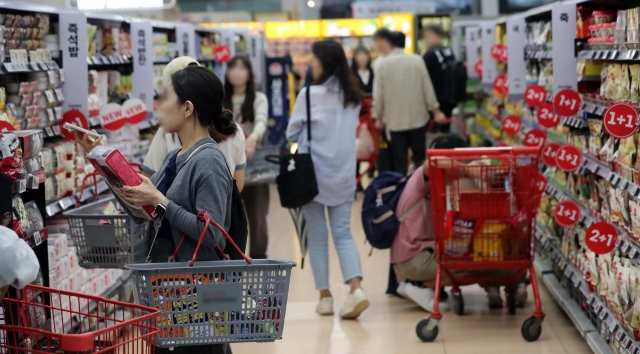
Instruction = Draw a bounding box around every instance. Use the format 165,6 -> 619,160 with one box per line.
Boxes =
286,40 -> 368,319
223,56 -> 270,259
74,66 -> 237,354
350,45 -> 374,96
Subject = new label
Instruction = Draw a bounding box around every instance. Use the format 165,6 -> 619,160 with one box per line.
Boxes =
554,200 -> 581,227
555,145 -> 583,172
502,115 -> 521,135
123,98 -> 148,125
99,103 -> 126,131
524,129 -> 547,147
586,222 -> 618,254
537,103 -> 561,128
542,142 -> 561,167
603,103 -> 639,138
61,110 -> 88,141
553,89 -> 582,117
524,85 -> 547,107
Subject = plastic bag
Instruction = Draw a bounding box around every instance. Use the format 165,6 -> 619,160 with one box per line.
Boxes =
355,123 -> 374,161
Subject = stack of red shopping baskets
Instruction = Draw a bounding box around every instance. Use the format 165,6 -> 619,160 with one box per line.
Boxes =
0,284 -> 159,354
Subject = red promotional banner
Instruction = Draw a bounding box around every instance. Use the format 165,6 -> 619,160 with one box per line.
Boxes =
475,61 -> 482,76
586,222 -> 618,254
535,174 -> 547,195
0,121 -> 15,132
603,103 -> 639,138
553,200 -> 581,227
499,45 -> 508,62
502,115 -> 521,135
490,44 -> 505,61
493,75 -> 508,94
214,45 -> 231,63
123,98 -> 148,125
524,85 -> 547,107
541,142 -> 561,167
553,89 -> 582,117
99,103 -> 126,131
523,129 -> 547,147
555,145 -> 583,172
537,103 -> 561,128
61,110 -> 89,141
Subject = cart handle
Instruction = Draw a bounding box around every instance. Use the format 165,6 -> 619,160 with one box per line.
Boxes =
428,145 -> 541,157
170,210 -> 252,266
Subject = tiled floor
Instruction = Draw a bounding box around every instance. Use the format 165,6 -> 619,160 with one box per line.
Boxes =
233,187 -> 591,354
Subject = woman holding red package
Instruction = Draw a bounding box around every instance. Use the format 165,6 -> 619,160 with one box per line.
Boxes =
74,65 -> 238,354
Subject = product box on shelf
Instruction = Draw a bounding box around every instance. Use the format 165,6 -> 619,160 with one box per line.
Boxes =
86,146 -> 158,222
68,269 -> 83,292
67,248 -> 78,273
47,233 -> 68,260
14,130 -> 43,159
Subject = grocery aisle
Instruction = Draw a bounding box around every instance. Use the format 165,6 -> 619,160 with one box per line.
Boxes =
232,186 -> 590,354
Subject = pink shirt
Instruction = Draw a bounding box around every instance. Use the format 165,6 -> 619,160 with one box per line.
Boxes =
390,166 -> 434,264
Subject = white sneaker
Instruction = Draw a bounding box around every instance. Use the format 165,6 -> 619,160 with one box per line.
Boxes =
339,288 -> 370,319
404,283 -> 449,313
516,283 -> 528,307
316,297 -> 334,316
397,282 -> 409,298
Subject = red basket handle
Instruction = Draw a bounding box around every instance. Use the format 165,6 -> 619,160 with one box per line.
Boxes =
169,210 -> 252,267
76,171 -> 100,207
427,117 -> 468,137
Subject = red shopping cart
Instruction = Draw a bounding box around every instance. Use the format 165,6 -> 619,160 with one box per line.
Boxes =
416,146 -> 544,342
0,284 -> 159,354
356,98 -> 378,185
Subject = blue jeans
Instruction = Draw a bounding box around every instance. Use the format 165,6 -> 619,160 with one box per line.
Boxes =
302,201 -> 363,290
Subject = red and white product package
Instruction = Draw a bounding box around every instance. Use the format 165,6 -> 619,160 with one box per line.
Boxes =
86,146 -> 158,222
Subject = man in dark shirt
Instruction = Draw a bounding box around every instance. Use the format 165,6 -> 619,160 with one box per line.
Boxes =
422,25 -> 456,133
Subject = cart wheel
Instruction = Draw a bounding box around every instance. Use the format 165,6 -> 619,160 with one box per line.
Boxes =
453,292 -> 464,316
521,317 -> 542,342
507,292 -> 516,315
416,319 -> 439,342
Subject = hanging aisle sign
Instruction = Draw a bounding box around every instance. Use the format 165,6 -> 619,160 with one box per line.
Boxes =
554,200 -> 581,227
266,57 -> 290,146
494,75 -> 508,94
552,3 -> 578,95
481,22 -> 497,88
131,21 -> 154,120
536,174 -> 547,195
175,24 -> 196,58
524,129 -> 547,147
603,103 -> 639,138
465,27 -> 480,79
537,103 -> 561,128
490,44 -> 505,61
502,115 -> 521,135
507,16 -> 526,98
542,142 -> 561,167
586,222 -> 618,254
59,10 -> 89,118
553,89 -> 582,117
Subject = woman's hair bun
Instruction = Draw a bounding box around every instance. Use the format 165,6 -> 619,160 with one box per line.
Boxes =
212,109 -> 237,136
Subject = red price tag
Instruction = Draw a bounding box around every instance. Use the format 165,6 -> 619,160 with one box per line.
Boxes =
535,174 -> 547,195
541,142 -> 561,167
499,45 -> 508,62
493,75 -> 508,94
524,129 -> 547,147
524,85 -> 547,107
502,115 -> 521,135
553,200 -> 581,227
537,103 -> 561,128
490,44 -> 505,61
99,103 -> 126,131
555,145 -> 583,172
475,61 -> 482,76
586,222 -> 618,254
603,103 -> 639,138
214,45 -> 231,63
553,89 -> 582,117
0,120 -> 15,132
61,110 -> 89,141
123,98 -> 148,125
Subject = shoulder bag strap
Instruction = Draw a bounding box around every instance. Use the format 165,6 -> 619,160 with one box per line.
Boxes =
305,69 -> 312,150
145,142 -> 216,263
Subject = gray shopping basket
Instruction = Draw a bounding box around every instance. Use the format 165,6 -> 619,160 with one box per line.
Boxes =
64,196 -> 148,269
244,145 -> 280,186
126,211 -> 296,346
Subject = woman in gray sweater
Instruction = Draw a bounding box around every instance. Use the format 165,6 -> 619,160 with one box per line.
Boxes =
74,66 -> 237,354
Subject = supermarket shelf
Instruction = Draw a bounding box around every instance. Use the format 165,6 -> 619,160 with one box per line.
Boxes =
470,123 -> 499,146
533,256 -> 553,276
64,277 -> 128,334
479,109 -> 503,130
43,124 -> 63,139
578,49 -> 640,61
541,273 -> 596,337
577,75 -> 601,83
137,114 -> 160,130
582,101 -> 608,116
561,115 -> 587,129
197,55 -> 216,62
525,49 -> 552,60
45,180 -> 108,217
153,55 -> 175,64
3,61 -> 59,73
87,55 -> 131,66
586,332 -> 615,354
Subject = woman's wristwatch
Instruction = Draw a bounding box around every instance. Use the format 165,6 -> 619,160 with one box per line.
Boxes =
155,198 -> 170,218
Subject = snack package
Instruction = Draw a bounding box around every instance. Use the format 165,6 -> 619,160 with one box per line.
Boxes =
631,65 -> 640,101
598,180 -> 612,222
619,136 -> 636,181
621,64 -> 631,100
473,222 -> 507,262
444,211 -> 477,257
631,200 -> 640,238
618,189 -> 631,229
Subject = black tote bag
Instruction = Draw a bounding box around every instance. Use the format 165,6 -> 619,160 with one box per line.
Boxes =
266,81 -> 318,208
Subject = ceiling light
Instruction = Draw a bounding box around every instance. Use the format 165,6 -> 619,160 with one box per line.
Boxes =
307,0 -> 315,8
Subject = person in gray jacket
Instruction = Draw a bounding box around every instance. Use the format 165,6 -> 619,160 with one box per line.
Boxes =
74,66 -> 236,354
